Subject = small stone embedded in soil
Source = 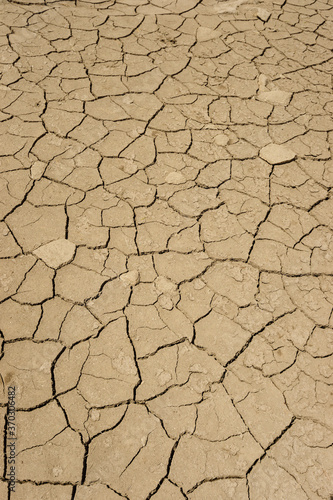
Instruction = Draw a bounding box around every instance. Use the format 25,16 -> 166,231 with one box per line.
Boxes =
33,239 -> 76,268
165,171 -> 186,184
257,90 -> 292,106
257,8 -> 271,22
158,294 -> 174,310
30,161 -> 46,180
260,143 -> 296,164
120,269 -> 140,286
214,133 -> 229,146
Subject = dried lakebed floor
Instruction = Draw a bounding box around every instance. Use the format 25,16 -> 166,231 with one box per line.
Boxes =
0,0 -> 332,498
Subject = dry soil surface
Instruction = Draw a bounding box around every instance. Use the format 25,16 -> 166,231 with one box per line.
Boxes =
0,0 -> 332,498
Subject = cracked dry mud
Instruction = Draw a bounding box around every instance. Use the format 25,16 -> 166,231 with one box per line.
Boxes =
0,0 -> 332,497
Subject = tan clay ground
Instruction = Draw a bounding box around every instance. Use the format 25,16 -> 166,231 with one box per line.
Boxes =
0,0 -> 332,498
